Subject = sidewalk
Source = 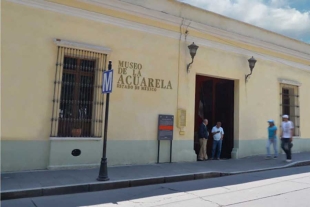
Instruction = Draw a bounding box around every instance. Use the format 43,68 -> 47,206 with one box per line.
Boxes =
2,152 -> 310,200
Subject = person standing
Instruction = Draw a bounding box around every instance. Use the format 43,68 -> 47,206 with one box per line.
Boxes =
280,115 -> 294,162
211,122 -> 224,160
266,120 -> 278,159
198,119 -> 209,161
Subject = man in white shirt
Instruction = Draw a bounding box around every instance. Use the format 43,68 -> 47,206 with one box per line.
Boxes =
211,122 -> 224,160
280,115 -> 294,162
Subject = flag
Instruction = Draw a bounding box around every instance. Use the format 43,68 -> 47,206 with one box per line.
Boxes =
198,85 -> 205,120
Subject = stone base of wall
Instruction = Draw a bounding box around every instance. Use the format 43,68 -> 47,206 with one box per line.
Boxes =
3,138 -> 309,172
48,139 -> 197,170
232,138 -> 310,159
1,140 -> 50,172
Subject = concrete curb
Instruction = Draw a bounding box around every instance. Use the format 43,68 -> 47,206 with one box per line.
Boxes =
2,160 -> 310,200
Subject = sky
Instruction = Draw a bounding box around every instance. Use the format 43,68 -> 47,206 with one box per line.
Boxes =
180,0 -> 310,44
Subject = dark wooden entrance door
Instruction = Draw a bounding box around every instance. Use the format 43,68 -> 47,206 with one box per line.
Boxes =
194,75 -> 234,159
214,80 -> 234,158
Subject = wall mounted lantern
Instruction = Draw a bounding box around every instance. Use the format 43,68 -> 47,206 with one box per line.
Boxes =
187,42 -> 199,73
245,56 -> 257,82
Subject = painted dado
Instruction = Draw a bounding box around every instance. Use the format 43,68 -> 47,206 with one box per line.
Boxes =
1,0 -> 310,172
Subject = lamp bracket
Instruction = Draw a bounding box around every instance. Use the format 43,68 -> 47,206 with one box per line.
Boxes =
245,70 -> 253,83
187,58 -> 194,73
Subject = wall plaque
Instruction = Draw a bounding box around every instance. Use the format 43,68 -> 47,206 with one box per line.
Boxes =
177,109 -> 186,128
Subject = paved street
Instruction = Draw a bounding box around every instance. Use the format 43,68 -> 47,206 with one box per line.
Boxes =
2,166 -> 310,207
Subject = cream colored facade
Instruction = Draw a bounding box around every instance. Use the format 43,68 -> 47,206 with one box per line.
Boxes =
1,0 -> 310,172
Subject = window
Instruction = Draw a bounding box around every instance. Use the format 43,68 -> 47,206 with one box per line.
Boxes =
280,84 -> 300,136
51,47 -> 106,137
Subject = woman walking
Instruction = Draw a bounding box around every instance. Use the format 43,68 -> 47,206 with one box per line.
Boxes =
266,120 -> 278,159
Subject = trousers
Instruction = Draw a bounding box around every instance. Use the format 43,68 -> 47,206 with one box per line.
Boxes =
266,139 -> 278,157
281,138 -> 292,160
199,138 -> 207,160
212,140 -> 222,159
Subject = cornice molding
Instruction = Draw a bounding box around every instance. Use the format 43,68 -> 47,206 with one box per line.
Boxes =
81,0 -> 310,62
6,0 -> 310,73
53,38 -> 112,54
278,78 -> 302,86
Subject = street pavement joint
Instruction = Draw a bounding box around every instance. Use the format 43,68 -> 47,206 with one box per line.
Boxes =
31,199 -> 38,207
223,186 -> 310,207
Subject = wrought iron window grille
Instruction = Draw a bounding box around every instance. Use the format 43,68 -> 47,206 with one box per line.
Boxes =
50,47 -> 106,137
280,84 -> 300,136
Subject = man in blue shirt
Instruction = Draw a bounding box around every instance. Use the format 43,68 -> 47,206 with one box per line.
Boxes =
266,120 -> 278,159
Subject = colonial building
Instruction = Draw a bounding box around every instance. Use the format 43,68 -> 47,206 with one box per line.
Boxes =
2,0 -> 310,172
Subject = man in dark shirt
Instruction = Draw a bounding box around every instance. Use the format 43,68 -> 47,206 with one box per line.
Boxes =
198,119 -> 209,161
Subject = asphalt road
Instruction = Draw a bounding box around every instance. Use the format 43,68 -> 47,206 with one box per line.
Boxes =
2,166 -> 310,207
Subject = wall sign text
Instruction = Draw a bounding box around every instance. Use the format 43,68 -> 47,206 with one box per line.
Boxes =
117,61 -> 172,92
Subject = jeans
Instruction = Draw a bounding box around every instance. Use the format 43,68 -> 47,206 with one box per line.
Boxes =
281,138 -> 292,160
212,139 -> 222,159
266,139 -> 278,157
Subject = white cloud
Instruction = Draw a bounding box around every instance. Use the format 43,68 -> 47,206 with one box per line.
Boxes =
180,0 -> 310,43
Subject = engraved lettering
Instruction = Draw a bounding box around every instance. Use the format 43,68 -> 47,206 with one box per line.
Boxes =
167,81 -> 172,89
119,61 -> 125,67
137,70 -> 142,77
133,76 -> 139,86
118,68 -> 123,74
117,75 -> 124,85
155,79 -> 160,88
141,78 -> 147,87
148,78 -> 154,88
161,80 -> 166,89
126,76 -> 132,85
117,60 -> 172,92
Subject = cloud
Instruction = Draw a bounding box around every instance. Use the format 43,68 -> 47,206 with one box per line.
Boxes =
180,0 -> 310,43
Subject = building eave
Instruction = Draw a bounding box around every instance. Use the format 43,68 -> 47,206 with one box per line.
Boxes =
78,0 -> 310,62
5,0 -> 310,72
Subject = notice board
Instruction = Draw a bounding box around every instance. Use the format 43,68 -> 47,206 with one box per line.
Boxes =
157,114 -> 174,140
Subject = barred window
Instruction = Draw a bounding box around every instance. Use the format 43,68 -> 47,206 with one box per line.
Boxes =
51,47 -> 106,137
280,84 -> 300,136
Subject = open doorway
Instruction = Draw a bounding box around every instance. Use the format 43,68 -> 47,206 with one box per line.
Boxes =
194,75 -> 234,159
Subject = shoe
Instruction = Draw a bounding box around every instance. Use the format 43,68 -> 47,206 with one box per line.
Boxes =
216,158 -> 220,160
198,159 -> 203,161
286,159 -> 292,162
273,156 -> 278,159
